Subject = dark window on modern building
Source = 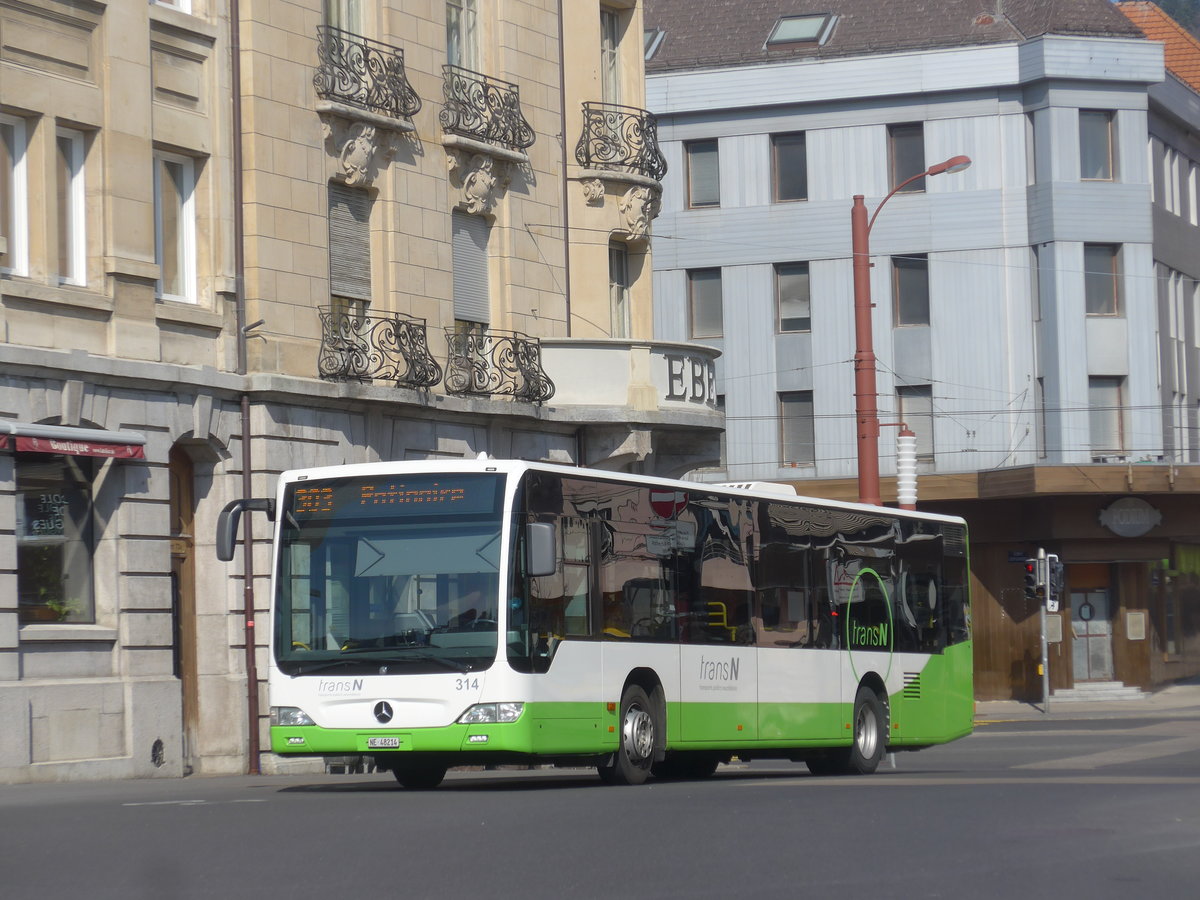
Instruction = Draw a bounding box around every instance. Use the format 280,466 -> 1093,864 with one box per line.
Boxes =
685,139 -> 719,208
893,254 -> 929,326
888,122 -> 925,192
1079,109 -> 1116,181
1083,243 -> 1121,316
772,132 -> 807,202
688,267 -> 722,338
779,391 -> 815,465
776,262 -> 810,332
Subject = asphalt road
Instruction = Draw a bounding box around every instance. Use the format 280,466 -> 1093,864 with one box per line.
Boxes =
2,712 -> 1198,900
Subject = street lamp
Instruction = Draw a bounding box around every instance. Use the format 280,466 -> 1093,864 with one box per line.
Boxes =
851,154 -> 971,507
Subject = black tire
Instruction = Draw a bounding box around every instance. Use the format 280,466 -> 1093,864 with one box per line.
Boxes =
806,686 -> 887,776
652,752 -> 721,780
391,761 -> 448,790
598,684 -> 657,785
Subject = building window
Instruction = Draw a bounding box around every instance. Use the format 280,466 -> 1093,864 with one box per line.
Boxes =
765,14 -> 835,46
893,254 -> 929,326
452,210 -> 490,324
1025,112 -> 1038,185
328,182 -> 372,308
1083,244 -> 1120,316
685,139 -> 719,208
897,385 -> 934,460
779,391 -> 815,466
0,113 -> 28,276
688,268 -> 722,338
1030,245 -> 1042,321
153,0 -> 192,13
600,6 -> 622,104
888,122 -> 925,192
1079,109 -> 1115,181
17,454 -> 96,624
1089,376 -> 1124,459
154,152 -> 196,303
643,27 -> 665,61
446,0 -> 479,69
609,241 -> 630,339
776,262 -> 810,332
772,132 -> 807,202
56,128 -> 86,286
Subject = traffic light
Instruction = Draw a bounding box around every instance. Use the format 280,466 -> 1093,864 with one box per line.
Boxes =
1023,559 -> 1038,603
1045,554 -> 1063,613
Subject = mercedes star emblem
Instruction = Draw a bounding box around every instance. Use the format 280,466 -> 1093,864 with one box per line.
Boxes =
373,701 -> 394,724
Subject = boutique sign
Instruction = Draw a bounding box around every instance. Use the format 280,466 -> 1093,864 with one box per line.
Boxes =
1099,497 -> 1162,537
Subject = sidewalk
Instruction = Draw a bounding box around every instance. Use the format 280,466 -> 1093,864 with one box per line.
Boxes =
974,677 -> 1200,723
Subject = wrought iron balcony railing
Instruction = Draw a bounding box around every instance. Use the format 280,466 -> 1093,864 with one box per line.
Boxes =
444,328 -> 554,402
440,65 -> 535,151
314,26 -> 421,121
575,101 -> 667,182
318,308 -> 442,388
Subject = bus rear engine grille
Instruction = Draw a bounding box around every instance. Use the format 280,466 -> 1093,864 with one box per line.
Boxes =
902,672 -> 922,699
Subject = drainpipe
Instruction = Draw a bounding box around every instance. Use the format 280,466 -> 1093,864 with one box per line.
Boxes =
557,0 -> 572,335
230,0 -> 261,775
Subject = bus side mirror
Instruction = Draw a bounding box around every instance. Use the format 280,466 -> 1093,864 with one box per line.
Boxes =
216,497 -> 275,562
525,522 -> 557,577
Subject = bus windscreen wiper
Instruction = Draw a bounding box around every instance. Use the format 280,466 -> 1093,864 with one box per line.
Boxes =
293,648 -> 470,674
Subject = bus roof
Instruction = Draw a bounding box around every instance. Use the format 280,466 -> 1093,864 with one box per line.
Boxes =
276,458 -> 966,526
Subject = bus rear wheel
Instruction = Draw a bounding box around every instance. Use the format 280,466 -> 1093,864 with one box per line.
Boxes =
806,686 -> 887,776
391,761 -> 448,790
598,685 -> 656,785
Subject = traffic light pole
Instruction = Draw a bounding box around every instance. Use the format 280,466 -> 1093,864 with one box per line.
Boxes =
1038,548 -> 1049,715
1040,603 -> 1050,714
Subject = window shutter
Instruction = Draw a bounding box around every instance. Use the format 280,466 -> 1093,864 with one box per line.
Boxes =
328,183 -> 371,301
452,210 -> 490,323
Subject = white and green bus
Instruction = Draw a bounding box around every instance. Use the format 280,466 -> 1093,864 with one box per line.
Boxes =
217,459 -> 973,788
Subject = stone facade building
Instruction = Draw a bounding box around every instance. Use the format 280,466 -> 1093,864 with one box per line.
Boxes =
0,0 -> 719,782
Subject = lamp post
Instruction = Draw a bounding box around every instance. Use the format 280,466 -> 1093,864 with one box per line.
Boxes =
851,154 -> 971,507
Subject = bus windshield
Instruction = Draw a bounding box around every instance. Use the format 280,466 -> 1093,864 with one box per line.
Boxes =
274,472 -> 505,675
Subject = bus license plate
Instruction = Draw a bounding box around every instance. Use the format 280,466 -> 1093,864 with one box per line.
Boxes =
367,737 -> 401,749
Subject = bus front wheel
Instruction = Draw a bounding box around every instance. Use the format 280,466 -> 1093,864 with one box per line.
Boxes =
598,685 -> 656,785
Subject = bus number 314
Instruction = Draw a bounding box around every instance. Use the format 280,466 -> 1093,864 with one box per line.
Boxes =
455,677 -> 480,691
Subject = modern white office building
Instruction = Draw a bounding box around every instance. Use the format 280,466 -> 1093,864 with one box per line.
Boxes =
646,0 -> 1200,699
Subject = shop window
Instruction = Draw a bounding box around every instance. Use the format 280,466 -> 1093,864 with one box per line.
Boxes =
17,455 -> 96,624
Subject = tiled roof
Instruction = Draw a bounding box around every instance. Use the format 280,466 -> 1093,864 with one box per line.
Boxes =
645,0 -> 1145,72
1116,2 -> 1200,93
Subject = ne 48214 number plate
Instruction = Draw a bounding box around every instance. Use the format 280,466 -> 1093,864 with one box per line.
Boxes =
367,737 -> 401,749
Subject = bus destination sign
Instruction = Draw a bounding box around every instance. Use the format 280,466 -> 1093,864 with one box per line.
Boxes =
289,475 -> 500,519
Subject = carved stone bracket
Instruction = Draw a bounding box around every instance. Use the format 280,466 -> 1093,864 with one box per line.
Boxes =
581,178 -> 605,205
319,104 -> 410,187
447,148 -> 513,216
617,185 -> 662,241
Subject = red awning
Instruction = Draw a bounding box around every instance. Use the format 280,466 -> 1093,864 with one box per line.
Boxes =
13,435 -> 146,459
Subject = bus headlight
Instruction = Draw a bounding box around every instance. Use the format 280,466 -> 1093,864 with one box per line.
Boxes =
459,702 -> 524,724
271,706 -> 315,726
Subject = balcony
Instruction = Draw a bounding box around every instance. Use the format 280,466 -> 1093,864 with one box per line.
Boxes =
575,102 -> 667,182
440,65 -> 535,152
444,328 -> 554,403
317,309 -> 442,388
314,26 -> 421,123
